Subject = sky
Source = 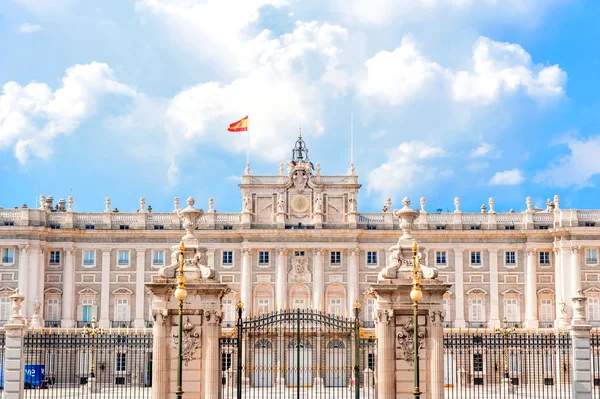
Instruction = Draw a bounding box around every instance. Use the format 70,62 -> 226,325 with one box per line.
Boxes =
1,0 -> 600,214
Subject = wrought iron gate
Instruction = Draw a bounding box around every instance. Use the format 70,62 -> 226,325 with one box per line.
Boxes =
23,328 -> 153,398
220,303 -> 377,398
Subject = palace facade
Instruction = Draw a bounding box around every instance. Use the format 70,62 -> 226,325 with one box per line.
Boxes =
0,137 -> 599,332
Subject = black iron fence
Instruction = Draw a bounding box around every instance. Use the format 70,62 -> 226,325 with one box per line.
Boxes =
444,331 -> 572,398
220,306 -> 377,398
0,333 -> 5,398
23,329 -> 152,398
591,332 -> 600,399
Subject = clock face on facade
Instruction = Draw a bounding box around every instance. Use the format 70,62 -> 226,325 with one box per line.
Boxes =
291,195 -> 310,213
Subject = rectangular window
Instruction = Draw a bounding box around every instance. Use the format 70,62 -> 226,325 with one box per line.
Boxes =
471,251 -> 481,265
82,305 -> 93,322
115,298 -> 130,321
293,298 -> 306,309
46,298 -> 60,321
505,298 -> 519,322
505,251 -> 516,265
85,225 -> 95,230
222,251 -> 233,265
0,297 -> 11,321
365,298 -> 375,322
1,248 -> 14,264
4,222 -> 14,226
588,297 -> 600,321
294,251 -> 306,257
222,299 -> 235,324
222,353 -> 233,371
49,224 -> 60,229
470,226 -> 481,230
436,251 -> 447,265
153,225 -> 164,230
367,251 -> 378,265
153,250 -> 165,265
329,298 -> 342,315
116,353 -> 127,372
119,225 -> 129,230
257,298 -> 270,315
223,226 -> 233,230
470,298 -> 483,321
49,250 -> 60,265
539,225 -> 549,230
587,249 -> 598,264
258,251 -> 269,265
539,252 -> 550,265
436,225 -> 446,230
366,226 -> 377,230
540,299 -> 553,322
473,354 -> 484,372
330,251 -> 341,265
83,250 -> 95,266
586,222 -> 596,227
118,250 -> 130,265
505,225 -> 515,230
367,353 -> 375,371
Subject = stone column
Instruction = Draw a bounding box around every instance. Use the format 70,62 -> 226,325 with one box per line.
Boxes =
454,250 -> 466,328
5,290 -> 27,398
348,248 -> 359,315
17,244 -> 29,318
429,310 -> 444,399
151,310 -> 169,399
61,247 -> 75,328
561,245 -> 572,316
37,245 -> 46,324
203,310 -> 222,398
100,249 -> 111,328
135,248 -> 146,328
525,248 -> 539,328
241,248 -> 252,316
275,248 -> 287,311
27,244 -> 39,316
571,246 -> 582,296
489,249 -> 500,328
375,309 -> 395,397
554,248 -> 567,328
312,248 -> 324,311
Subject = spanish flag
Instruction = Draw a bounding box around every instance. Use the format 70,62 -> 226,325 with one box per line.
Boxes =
227,115 -> 248,132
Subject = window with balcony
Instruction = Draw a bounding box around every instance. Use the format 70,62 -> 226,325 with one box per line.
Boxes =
364,298 -> 375,327
587,249 -> 598,264
258,251 -> 270,265
1,248 -> 14,264
83,250 -> 95,266
49,250 -> 60,265
470,251 -> 481,266
330,251 -> 341,265
505,251 -> 516,266
588,297 -> 600,322
469,298 -> 484,322
436,251 -> 447,266
367,251 -> 378,266
115,297 -> 131,323
46,297 -> 61,322
0,296 -> 10,324
539,251 -> 550,266
118,250 -> 130,266
222,251 -> 233,266
539,298 -> 554,325
152,250 -> 164,266
505,298 -> 520,322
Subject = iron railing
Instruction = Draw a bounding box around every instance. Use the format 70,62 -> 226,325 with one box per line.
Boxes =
591,332 -> 600,399
23,330 -> 152,398
444,331 -> 572,398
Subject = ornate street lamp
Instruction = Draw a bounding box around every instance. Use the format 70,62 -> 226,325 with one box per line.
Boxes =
410,241 -> 423,399
82,316 -> 104,391
495,317 -> 515,393
174,241 -> 188,399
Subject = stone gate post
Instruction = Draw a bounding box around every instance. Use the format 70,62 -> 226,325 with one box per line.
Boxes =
4,290 -> 27,399
571,294 -> 593,399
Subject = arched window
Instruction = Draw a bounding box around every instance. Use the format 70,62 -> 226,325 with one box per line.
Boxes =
289,284 -> 311,310
325,284 -> 346,316
254,284 -> 274,315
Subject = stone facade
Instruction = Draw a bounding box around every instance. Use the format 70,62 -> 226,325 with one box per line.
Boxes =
0,138 -> 599,334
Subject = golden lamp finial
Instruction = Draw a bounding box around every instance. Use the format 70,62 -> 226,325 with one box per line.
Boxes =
179,241 -> 185,252
412,241 -> 418,253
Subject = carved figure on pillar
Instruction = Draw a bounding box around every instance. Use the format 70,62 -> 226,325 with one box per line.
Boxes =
277,195 -> 285,213
314,195 -> 322,214
242,194 -> 251,213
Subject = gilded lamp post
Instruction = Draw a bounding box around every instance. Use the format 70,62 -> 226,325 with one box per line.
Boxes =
411,241 -> 423,399
495,316 -> 515,392
82,316 -> 104,391
174,241 -> 188,398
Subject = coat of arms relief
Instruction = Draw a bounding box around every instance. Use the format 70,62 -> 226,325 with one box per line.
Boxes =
288,256 -> 311,283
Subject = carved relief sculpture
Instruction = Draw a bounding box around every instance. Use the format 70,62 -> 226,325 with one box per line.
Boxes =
288,256 -> 311,283
173,317 -> 201,365
277,195 -> 285,213
397,318 -> 426,365
314,195 -> 322,214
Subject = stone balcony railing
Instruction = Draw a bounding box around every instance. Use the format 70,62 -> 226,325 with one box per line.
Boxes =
1,207 -> 599,230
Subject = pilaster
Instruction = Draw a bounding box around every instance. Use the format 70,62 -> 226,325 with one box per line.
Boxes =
347,248 -> 359,315
429,310 -> 444,399
312,248 -> 324,311
241,248 -> 252,316
454,250 -> 465,328
525,248 -> 538,328
61,246 -> 76,328
571,246 -> 582,296
151,310 -> 169,399
275,248 -> 287,311
26,244 -> 39,316
100,249 -> 111,328
36,244 -> 46,325
489,249 -> 500,328
17,244 -> 29,318
135,248 -> 147,328
203,309 -> 222,398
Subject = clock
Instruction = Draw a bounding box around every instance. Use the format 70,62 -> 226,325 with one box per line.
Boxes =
291,195 -> 310,213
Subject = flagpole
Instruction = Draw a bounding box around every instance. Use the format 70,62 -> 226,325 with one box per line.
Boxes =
246,113 -> 250,167
351,113 -> 354,164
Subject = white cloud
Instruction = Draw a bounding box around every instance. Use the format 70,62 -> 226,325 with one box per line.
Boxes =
469,141 -> 501,158
19,23 -> 42,33
0,62 -> 136,163
467,161 -> 489,172
533,136 -> 600,188
452,37 -> 567,104
367,141 -> 450,196
489,169 -> 524,185
358,36 -> 566,107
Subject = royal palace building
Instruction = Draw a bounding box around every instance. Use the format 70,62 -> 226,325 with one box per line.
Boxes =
0,136 -> 599,335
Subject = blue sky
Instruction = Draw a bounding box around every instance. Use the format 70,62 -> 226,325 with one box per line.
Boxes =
1,0 -> 600,213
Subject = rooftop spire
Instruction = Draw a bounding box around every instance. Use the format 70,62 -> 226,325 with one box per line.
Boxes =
291,133 -> 309,162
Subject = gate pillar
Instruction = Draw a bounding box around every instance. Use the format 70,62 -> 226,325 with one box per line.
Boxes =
4,290 -> 27,399
570,294 -> 593,399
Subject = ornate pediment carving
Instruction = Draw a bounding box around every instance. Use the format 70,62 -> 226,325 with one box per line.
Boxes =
173,317 -> 201,365
397,319 -> 426,364
288,256 -> 311,283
